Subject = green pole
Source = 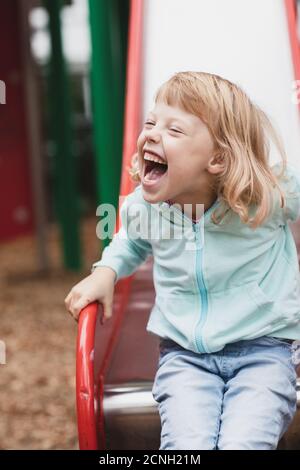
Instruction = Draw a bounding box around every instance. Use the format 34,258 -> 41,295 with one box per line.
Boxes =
88,0 -> 129,247
44,0 -> 82,270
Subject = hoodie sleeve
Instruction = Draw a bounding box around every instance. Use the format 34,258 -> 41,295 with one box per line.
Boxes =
91,191 -> 153,284
272,162 -> 300,223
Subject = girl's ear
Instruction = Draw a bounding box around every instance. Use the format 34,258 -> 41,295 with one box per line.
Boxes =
207,154 -> 225,174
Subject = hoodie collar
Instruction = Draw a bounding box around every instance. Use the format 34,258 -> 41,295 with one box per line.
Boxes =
151,197 -> 220,226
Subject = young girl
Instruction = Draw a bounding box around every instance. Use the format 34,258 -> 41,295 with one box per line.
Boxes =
65,71 -> 300,450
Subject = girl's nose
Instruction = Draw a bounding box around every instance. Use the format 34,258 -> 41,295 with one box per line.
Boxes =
144,128 -> 160,142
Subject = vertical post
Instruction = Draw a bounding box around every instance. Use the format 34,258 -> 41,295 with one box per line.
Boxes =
19,0 -> 50,271
44,0 -> 81,270
88,0 -> 129,247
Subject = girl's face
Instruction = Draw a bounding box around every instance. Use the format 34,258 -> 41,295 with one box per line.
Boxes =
137,101 -> 221,206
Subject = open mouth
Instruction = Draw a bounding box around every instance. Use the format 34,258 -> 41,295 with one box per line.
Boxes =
143,155 -> 168,184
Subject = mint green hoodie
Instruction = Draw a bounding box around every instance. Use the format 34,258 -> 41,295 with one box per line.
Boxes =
92,163 -> 300,353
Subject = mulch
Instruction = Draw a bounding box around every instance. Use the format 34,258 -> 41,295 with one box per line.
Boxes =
0,217 -> 101,449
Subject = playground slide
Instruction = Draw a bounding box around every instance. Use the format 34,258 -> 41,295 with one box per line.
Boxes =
76,0 -> 300,450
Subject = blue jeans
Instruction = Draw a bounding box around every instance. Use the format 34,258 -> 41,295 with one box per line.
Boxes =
152,336 -> 298,450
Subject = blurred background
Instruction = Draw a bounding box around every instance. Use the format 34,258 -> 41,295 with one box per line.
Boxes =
0,0 -> 129,449
1,0 -> 300,451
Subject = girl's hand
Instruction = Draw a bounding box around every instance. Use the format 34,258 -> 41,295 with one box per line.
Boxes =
64,266 -> 116,323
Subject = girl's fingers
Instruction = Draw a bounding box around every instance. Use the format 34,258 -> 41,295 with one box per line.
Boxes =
64,292 -> 71,308
98,301 -> 112,325
72,297 -> 92,319
103,300 -> 113,321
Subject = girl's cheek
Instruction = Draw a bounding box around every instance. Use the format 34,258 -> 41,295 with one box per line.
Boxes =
137,130 -> 146,143
136,134 -> 142,150
137,135 -> 146,154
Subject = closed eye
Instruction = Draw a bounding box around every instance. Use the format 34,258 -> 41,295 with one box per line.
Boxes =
144,122 -> 183,134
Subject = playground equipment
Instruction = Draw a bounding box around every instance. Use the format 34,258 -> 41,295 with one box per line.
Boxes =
76,0 -> 300,449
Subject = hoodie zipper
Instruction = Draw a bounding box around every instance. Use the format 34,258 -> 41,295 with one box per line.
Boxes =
162,197 -> 220,354
193,220 -> 209,353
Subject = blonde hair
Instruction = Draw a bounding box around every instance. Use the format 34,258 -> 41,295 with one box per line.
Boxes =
129,71 -> 289,229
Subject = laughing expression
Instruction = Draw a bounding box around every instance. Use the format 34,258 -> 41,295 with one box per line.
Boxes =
136,101 -> 218,208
